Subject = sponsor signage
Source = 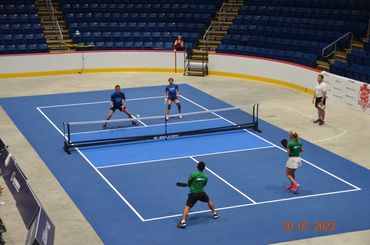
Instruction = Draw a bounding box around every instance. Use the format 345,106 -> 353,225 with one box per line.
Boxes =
322,72 -> 370,114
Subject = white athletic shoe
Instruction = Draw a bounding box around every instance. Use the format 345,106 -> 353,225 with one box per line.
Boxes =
165,115 -> 169,121
178,114 -> 183,119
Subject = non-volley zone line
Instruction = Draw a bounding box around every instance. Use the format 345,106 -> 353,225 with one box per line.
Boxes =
96,145 -> 275,169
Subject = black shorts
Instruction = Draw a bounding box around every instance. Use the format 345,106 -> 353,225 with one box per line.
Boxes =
110,105 -> 126,112
315,97 -> 326,109
186,192 -> 209,208
168,97 -> 179,102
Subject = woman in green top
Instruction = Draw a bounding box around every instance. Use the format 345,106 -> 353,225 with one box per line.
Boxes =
285,131 -> 303,193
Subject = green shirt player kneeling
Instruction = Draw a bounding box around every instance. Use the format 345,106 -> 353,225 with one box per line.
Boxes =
177,161 -> 218,229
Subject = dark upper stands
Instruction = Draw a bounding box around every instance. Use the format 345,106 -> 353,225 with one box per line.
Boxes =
61,0 -> 221,51
330,46 -> 370,83
0,0 -> 48,54
217,0 -> 370,67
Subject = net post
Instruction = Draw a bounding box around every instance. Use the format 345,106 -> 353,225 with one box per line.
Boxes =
63,122 -> 71,154
254,104 -> 261,132
165,115 -> 168,140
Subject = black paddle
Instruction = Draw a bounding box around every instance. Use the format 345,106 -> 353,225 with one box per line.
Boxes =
281,139 -> 288,148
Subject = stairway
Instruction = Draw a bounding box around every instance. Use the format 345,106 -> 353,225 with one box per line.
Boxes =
316,21 -> 370,72
36,0 -> 74,52
184,0 -> 244,76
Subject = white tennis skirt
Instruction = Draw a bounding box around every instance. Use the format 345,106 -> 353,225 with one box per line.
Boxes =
286,157 -> 302,169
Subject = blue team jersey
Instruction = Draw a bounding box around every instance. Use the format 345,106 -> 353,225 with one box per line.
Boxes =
111,92 -> 126,107
165,84 -> 179,99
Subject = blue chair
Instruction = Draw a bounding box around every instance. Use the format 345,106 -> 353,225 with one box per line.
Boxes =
95,42 -> 104,50
0,45 -> 6,54
105,42 -> 114,50
17,44 -> 27,53
3,34 -> 13,44
25,33 -> 35,43
164,42 -> 173,50
133,42 -> 143,49
35,34 -> 45,42
144,42 -> 153,50
123,42 -> 133,49
114,42 -> 123,49
153,42 -> 164,50
38,44 -> 48,52
6,45 -> 17,53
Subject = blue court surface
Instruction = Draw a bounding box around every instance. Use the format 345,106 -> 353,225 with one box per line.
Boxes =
1,84 -> 370,244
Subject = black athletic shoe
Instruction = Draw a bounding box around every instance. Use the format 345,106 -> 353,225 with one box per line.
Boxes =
213,213 -> 219,219
177,222 -> 186,229
102,124 -> 107,129
313,119 -> 321,123
319,120 -> 325,126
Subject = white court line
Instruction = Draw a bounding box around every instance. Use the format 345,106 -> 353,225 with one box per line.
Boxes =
97,145 -> 275,169
189,156 -> 257,204
37,95 -> 163,109
179,95 -> 362,191
262,105 -> 348,143
38,96 -> 362,222
36,107 -> 146,222
69,117 -> 222,136
143,188 -> 360,222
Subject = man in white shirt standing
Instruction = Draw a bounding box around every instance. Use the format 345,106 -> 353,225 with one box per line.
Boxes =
312,74 -> 327,126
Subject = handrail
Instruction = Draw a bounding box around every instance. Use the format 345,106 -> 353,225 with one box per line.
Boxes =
321,32 -> 353,58
45,0 -> 64,47
202,2 -> 226,48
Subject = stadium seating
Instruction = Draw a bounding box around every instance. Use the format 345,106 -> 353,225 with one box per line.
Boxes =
60,0 -> 221,51
0,1 -> 48,54
217,0 -> 370,67
330,47 -> 370,83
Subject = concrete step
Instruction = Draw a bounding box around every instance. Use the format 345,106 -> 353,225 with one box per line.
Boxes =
215,16 -> 235,21
44,29 -> 69,34
217,11 -> 238,15
334,51 -> 347,60
352,41 -> 364,49
199,40 -> 222,45
316,65 -> 330,71
207,30 -> 227,35
224,3 -> 243,6
212,21 -> 233,25
198,44 -> 218,48
41,20 -> 66,25
316,60 -> 330,68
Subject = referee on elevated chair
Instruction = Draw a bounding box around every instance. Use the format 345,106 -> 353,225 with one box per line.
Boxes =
177,161 -> 218,229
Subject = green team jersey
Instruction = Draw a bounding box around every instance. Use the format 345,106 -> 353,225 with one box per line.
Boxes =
188,171 -> 208,193
288,140 -> 302,157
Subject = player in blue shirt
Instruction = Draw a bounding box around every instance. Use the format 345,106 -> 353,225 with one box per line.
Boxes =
164,78 -> 182,120
103,85 -> 137,129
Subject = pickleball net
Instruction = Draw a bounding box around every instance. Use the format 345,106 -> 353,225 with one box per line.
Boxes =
63,104 -> 260,153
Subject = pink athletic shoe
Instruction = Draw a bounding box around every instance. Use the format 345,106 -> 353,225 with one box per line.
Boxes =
292,184 -> 301,193
285,185 -> 293,190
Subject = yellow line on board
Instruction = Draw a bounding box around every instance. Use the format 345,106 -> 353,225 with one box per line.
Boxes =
0,68 -> 184,79
209,70 -> 315,95
0,67 -> 313,95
